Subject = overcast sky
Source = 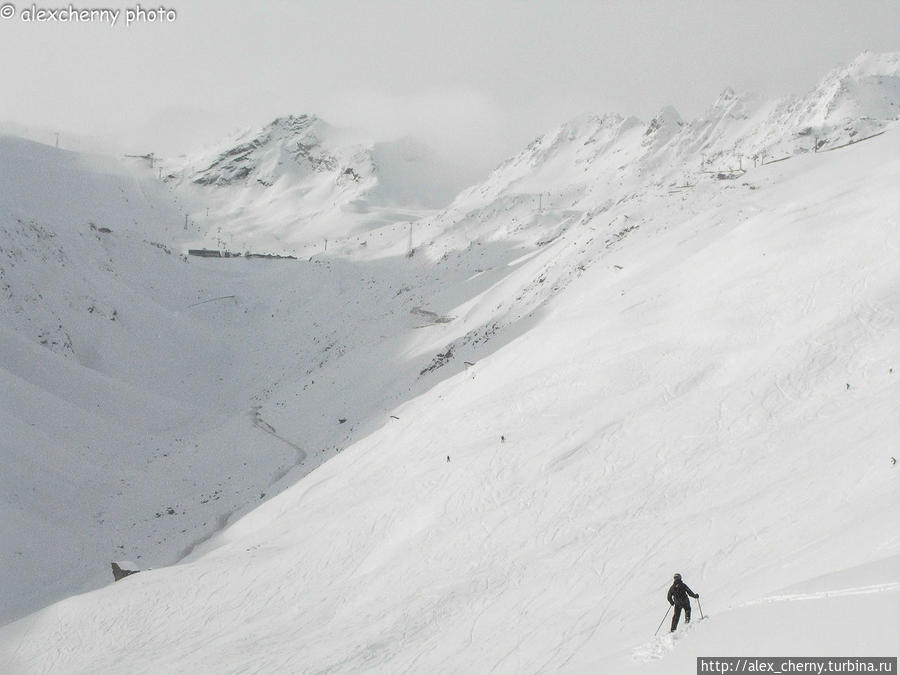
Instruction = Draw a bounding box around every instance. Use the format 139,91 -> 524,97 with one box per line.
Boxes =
1,0 -> 898,178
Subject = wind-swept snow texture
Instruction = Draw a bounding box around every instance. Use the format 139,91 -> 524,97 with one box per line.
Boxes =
1,52 -> 899,673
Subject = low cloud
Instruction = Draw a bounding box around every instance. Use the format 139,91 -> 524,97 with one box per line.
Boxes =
320,87 -> 515,184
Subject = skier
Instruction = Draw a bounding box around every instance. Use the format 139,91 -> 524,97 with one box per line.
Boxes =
667,573 -> 699,631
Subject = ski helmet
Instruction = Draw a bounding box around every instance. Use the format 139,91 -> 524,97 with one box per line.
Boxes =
673,573 -> 682,580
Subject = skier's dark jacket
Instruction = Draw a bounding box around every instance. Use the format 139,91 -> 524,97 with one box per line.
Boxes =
667,580 -> 698,607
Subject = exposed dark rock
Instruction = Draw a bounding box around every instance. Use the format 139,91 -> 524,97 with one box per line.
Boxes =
111,561 -> 140,582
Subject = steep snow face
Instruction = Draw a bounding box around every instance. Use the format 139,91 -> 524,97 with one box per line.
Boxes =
166,116 -> 464,255
1,53 -> 897,674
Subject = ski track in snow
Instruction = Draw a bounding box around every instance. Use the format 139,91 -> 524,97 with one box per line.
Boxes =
745,581 -> 900,605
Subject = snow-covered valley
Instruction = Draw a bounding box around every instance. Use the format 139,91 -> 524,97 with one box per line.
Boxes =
0,134 -> 533,625
0,52 -> 898,673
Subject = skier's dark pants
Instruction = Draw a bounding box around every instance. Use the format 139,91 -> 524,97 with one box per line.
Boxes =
671,603 -> 691,631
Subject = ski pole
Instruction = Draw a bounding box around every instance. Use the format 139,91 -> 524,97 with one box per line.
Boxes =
697,597 -> 704,620
654,605 -> 672,636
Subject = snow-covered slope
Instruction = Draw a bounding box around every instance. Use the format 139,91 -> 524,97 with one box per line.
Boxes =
621,556 -> 900,673
1,52 -> 897,674
0,134 -> 525,626
165,115 -> 465,255
0,135 -> 303,622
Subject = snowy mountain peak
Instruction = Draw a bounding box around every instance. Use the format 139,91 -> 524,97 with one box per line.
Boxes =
713,85 -> 738,105
842,49 -> 900,78
547,112 -> 630,147
269,113 -> 322,132
187,113 -> 347,188
643,105 -> 684,146
647,105 -> 683,129
165,114 -> 467,254
472,111 -> 636,190
704,87 -> 761,123
799,50 -> 900,128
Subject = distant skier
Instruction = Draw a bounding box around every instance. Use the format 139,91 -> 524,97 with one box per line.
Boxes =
667,573 -> 699,631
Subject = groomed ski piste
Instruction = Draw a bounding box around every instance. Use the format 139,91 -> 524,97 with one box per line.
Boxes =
0,52 -> 898,673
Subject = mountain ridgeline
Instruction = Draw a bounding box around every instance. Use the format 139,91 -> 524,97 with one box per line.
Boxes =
166,52 -> 899,259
